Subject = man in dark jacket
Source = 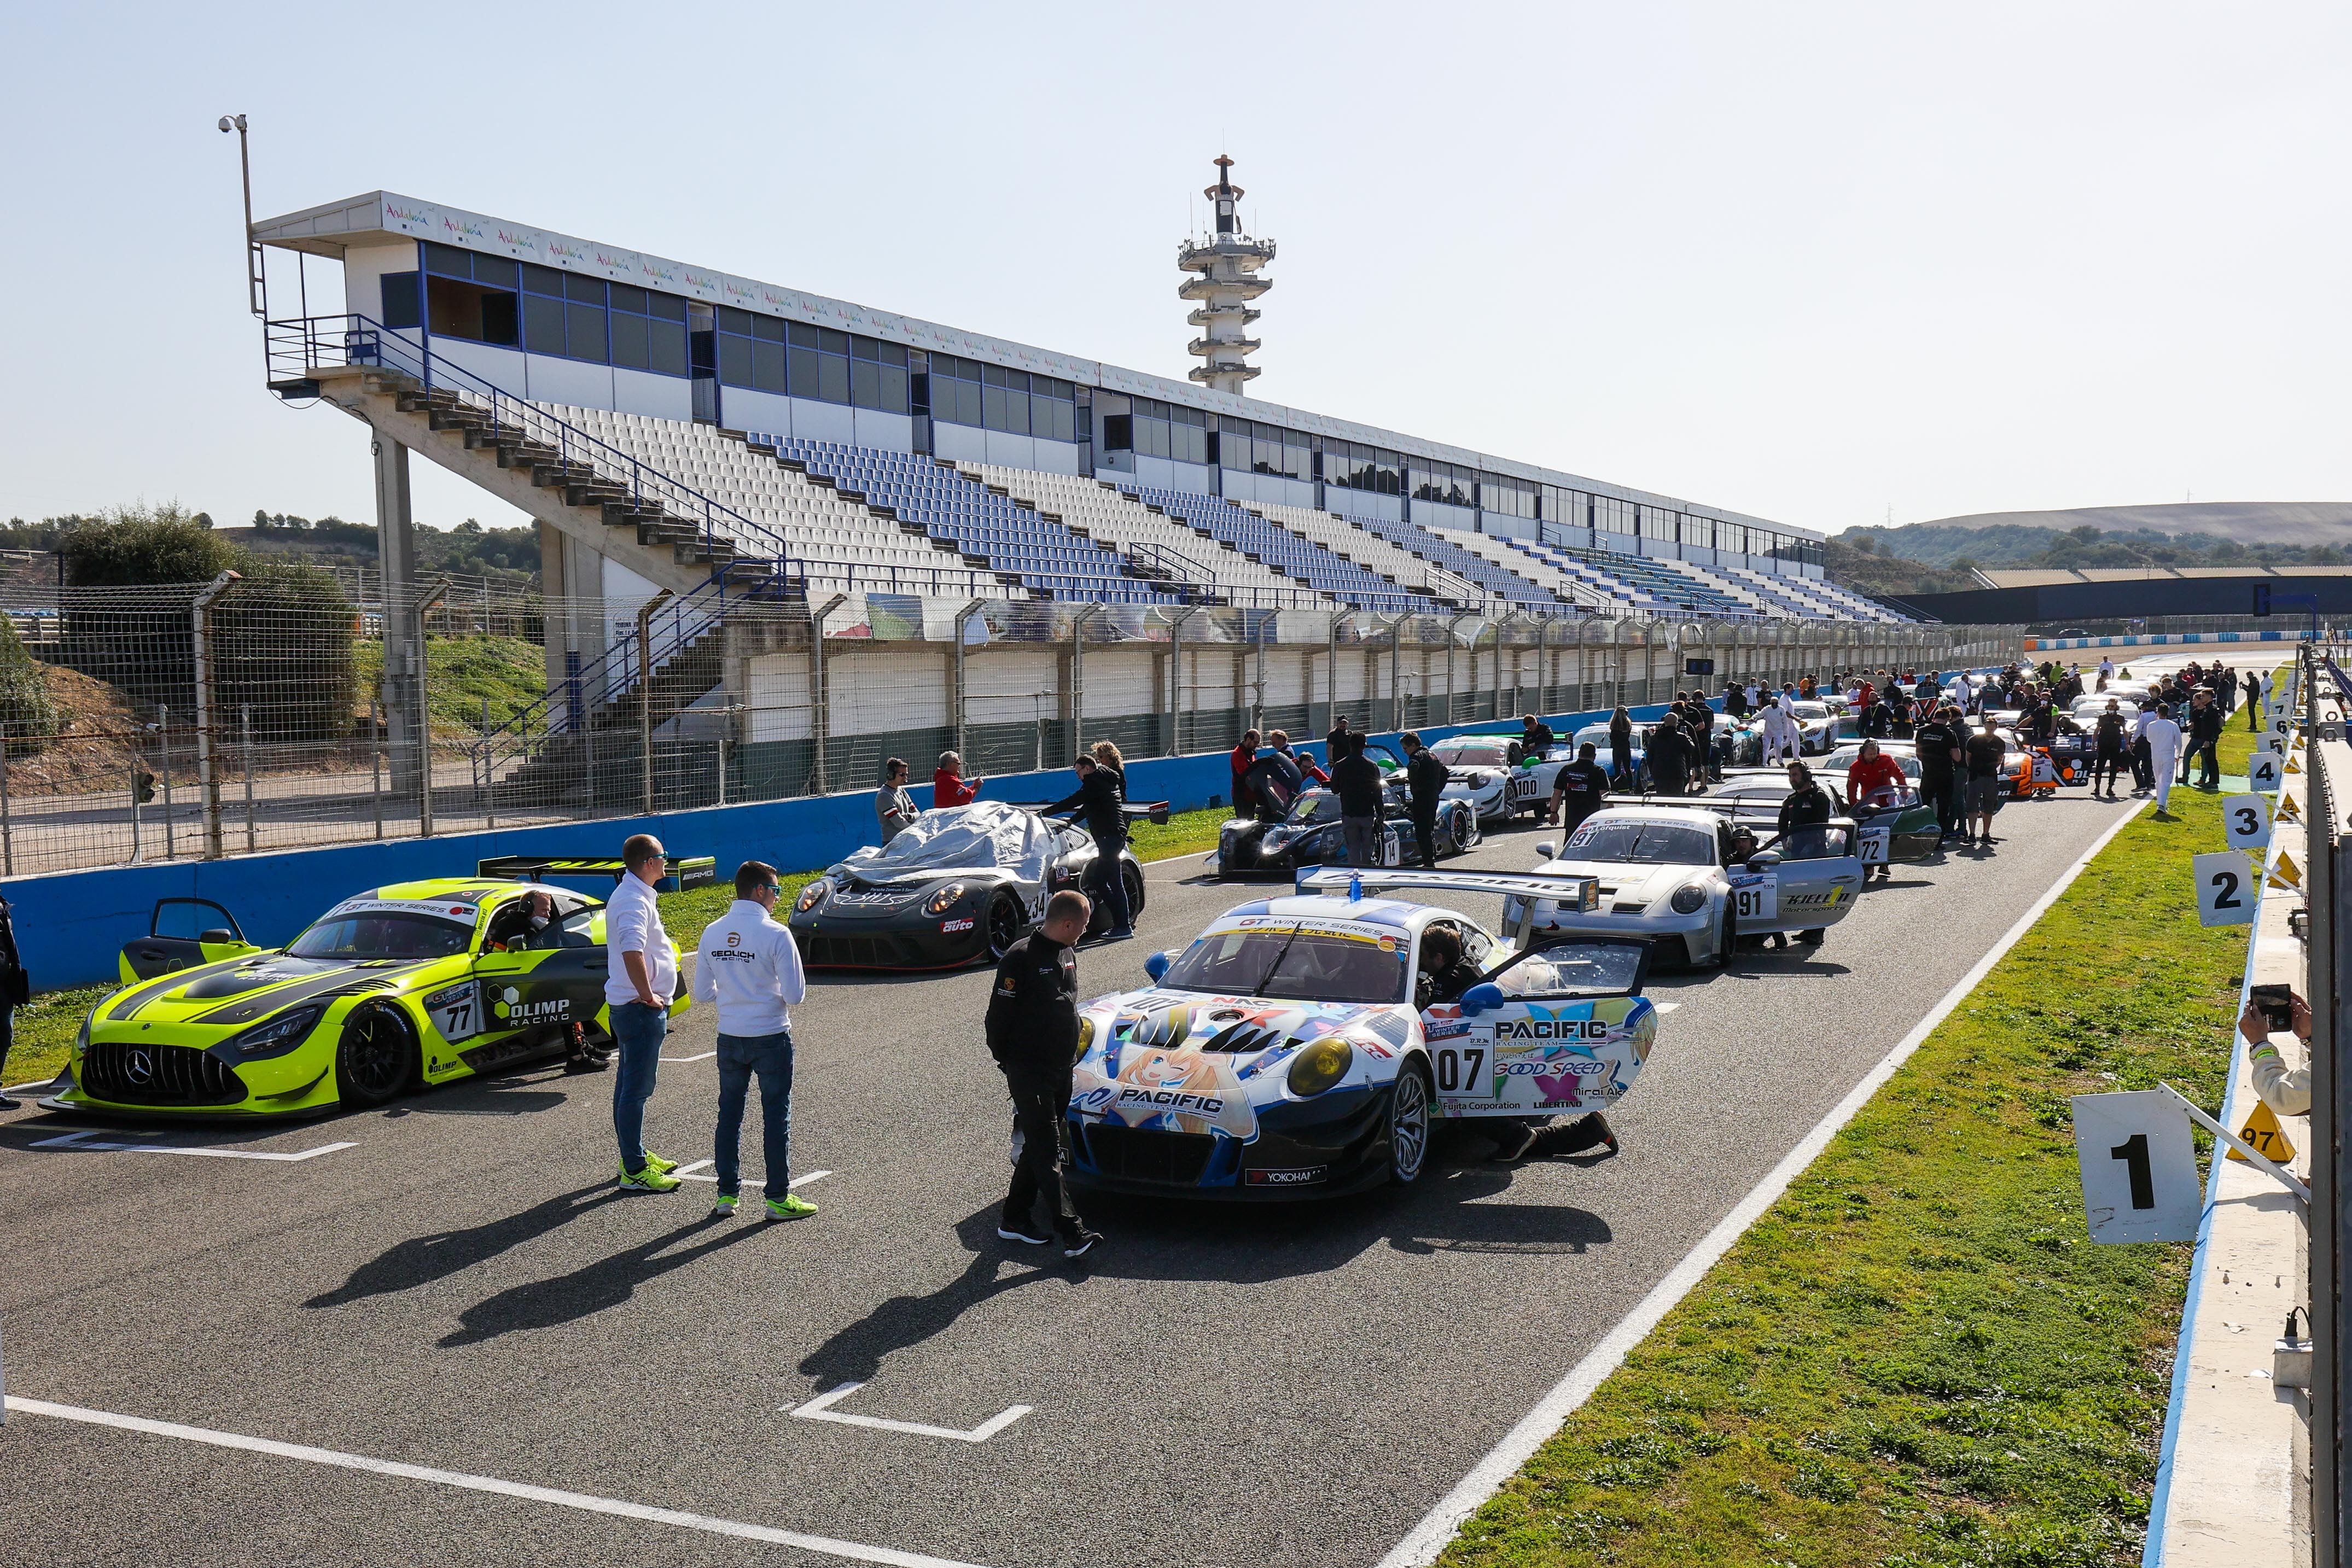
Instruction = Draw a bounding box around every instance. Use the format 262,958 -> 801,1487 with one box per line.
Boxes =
1914,705 -> 1964,843
1229,729 -> 1262,821
1046,755 -> 1132,941
1646,715 -> 1692,796
1518,714 -> 1557,756
1775,762 -> 1840,948
1329,734 -> 1388,867
1401,731 -> 1449,868
2184,689 -> 2225,790
1549,742 -> 1610,835
1723,682 -> 1750,721
986,890 -> 1099,1258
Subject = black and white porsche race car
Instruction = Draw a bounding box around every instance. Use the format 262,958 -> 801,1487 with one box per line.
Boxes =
791,800 -> 1156,969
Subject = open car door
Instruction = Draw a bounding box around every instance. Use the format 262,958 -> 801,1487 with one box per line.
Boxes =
1742,819 -> 1865,933
119,898 -> 263,982
1419,936 -> 1656,1120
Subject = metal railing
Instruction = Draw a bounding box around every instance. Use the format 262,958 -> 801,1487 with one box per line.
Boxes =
267,315 -> 1027,606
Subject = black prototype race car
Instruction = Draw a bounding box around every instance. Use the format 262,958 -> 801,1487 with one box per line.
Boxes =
1216,784 -> 1482,877
791,800 -> 1162,970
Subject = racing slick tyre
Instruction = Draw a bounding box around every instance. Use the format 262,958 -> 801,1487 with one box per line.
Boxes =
1387,1063 -> 1434,1186
1456,806 -> 1482,854
1711,906 -> 1736,971
985,889 -> 1025,961
335,1002 -> 417,1109
1122,860 -> 1146,920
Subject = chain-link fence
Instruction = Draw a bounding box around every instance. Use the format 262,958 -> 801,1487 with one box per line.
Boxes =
0,573 -> 2032,875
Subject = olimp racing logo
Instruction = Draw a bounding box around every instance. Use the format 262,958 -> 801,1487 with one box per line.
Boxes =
492,986 -> 567,1025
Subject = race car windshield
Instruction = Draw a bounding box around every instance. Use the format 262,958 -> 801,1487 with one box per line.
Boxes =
1160,924 -> 1405,1006
1562,820 -> 1715,865
289,913 -> 474,961
1791,702 -> 1830,719
1286,792 -> 1343,826
1439,744 -> 1510,767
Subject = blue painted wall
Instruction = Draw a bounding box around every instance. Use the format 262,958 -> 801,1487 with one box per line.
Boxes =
10,673 -> 1993,994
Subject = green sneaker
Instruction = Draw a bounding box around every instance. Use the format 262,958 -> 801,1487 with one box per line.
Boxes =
642,1150 -> 679,1175
617,1163 -> 681,1193
764,1193 -> 818,1221
712,1192 -> 740,1216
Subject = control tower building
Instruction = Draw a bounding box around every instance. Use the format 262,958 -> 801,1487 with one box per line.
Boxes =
1178,156 -> 1274,395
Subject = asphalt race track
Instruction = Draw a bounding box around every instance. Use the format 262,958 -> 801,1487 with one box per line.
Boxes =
0,750 -> 2190,1566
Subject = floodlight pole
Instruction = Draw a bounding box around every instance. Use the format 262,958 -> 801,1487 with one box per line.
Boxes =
218,113 -> 264,323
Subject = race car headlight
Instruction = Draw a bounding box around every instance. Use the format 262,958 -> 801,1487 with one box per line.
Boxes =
1287,1038 -> 1354,1098
223,1004 -> 325,1059
73,1014 -> 90,1060
924,882 -> 969,916
1075,1015 -> 1095,1063
795,879 -> 831,914
1669,885 -> 1708,915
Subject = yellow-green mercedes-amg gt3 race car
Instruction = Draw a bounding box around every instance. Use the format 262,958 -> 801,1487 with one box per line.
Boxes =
53,858 -> 703,1118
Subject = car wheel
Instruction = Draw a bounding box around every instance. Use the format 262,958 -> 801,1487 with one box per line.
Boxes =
336,1003 -> 416,1109
985,890 -> 1024,960
1713,904 -> 1736,970
1388,1063 -> 1433,1186
1122,860 -> 1146,919
1453,806 -> 1482,854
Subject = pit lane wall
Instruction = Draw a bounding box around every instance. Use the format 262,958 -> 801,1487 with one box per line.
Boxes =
0,702 -> 1662,993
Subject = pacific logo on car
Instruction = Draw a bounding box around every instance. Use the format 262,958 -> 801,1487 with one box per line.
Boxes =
1494,1018 -> 1614,1041
1115,1086 -> 1226,1114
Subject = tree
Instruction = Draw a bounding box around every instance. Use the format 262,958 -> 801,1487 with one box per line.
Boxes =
0,611 -> 59,756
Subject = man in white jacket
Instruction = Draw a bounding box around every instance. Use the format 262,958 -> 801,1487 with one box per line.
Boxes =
2141,703 -> 2184,817
692,860 -> 815,1221
2243,989 -> 2314,1117
1759,701 -> 1800,765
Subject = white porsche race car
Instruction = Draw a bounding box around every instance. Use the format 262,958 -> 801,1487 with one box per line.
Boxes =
1422,733 -> 1556,821
1069,870 -> 1655,1199
1499,803 -> 1865,964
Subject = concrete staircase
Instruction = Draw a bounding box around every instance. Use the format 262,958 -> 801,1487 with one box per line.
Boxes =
310,363 -> 785,600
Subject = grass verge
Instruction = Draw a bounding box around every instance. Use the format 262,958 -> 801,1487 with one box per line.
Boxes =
2,807 -> 1234,1090
1435,722 -> 2262,1567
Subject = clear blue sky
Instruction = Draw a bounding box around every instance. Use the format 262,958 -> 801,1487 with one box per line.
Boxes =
4,2 -> 2345,538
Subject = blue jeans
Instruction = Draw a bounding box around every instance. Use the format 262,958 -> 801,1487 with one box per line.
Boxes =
714,1029 -> 795,1201
610,1000 -> 668,1175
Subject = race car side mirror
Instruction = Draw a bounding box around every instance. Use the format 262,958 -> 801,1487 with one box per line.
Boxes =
1746,851 -> 1783,868
1535,842 -> 1556,860
200,929 -> 235,945
1459,983 -> 1505,1017
1144,950 -> 1173,983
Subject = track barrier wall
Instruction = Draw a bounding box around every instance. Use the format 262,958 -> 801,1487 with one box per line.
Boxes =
9,702 -> 1667,991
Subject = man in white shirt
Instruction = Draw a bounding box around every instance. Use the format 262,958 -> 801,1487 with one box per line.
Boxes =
607,832 -> 683,1192
692,860 -> 814,1221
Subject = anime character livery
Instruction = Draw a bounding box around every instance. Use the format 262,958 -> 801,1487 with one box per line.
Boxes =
1067,870 -> 1657,1199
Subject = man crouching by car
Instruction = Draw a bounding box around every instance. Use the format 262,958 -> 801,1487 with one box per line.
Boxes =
988,889 -> 1102,1260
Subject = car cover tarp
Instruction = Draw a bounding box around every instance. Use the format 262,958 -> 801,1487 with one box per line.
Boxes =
830,801 -> 1053,884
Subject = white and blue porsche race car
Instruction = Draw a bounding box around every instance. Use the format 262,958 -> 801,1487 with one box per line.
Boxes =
1068,870 -> 1656,1200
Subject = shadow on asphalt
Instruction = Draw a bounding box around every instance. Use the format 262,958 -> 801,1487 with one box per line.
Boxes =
305,1181 -> 623,1309
436,1211 -> 761,1347
795,1162 -> 1611,1386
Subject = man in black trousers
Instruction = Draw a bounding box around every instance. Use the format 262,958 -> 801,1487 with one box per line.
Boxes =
1401,732 -> 1449,868
987,889 -> 1101,1260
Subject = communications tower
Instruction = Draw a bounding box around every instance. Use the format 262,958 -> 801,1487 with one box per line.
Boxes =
1178,155 -> 1274,394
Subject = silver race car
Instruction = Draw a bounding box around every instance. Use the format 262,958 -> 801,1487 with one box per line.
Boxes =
1499,803 -> 1865,964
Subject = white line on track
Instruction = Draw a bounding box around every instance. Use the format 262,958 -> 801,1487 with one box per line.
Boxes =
3,1396 -> 993,1568
673,1165 -> 833,1188
660,1051 -> 718,1063
785,1382 -> 1032,1443
24,1130 -> 356,1163
1373,797 -> 2151,1568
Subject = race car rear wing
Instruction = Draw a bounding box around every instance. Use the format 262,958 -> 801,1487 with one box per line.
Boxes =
477,854 -> 718,891
1292,866 -> 1602,912
1597,796 -> 1861,831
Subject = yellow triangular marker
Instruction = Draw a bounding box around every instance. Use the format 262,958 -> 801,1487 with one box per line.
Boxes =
2275,795 -> 2302,822
2285,754 -> 2303,773
2269,850 -> 2303,890
2228,1098 -> 2296,1164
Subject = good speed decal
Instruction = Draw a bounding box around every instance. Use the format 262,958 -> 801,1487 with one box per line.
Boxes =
1425,996 -> 1657,1118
